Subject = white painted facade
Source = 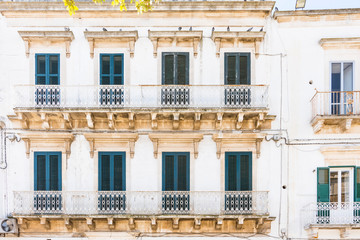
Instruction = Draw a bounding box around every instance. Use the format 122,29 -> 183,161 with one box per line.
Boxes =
0,1 -> 360,239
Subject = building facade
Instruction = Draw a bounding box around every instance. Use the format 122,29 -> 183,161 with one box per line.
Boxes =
0,0 -> 359,239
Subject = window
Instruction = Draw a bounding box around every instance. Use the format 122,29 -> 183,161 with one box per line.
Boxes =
98,152 -> 126,212
224,53 -> 251,107
162,152 -> 190,212
35,54 -> 60,107
225,152 -> 252,213
161,53 -> 190,107
34,152 -> 62,212
330,62 -> 354,115
317,167 -> 360,224
99,54 -> 124,106
100,54 -> 124,85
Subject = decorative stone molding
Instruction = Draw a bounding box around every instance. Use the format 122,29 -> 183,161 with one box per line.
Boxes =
320,146 -> 360,166
20,133 -> 74,159
148,133 -> 203,159
84,133 -> 139,158
84,31 -> 138,58
211,31 -> 265,57
148,30 -> 202,57
320,37 -> 360,49
212,133 -> 265,159
18,31 -> 74,58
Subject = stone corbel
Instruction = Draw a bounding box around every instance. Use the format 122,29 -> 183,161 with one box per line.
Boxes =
151,113 -> 158,129
107,113 -> 115,130
342,118 -> 352,131
173,113 -> 180,130
340,227 -> 351,238
40,113 -> 50,130
17,112 -> 29,129
193,37 -> 200,58
64,218 -> 73,230
65,139 -> 73,160
65,40 -> 71,58
151,39 -> 158,58
194,113 -> 201,130
88,138 -> 95,158
216,113 -> 223,130
88,38 -> 95,58
214,38 -> 221,58
129,218 -> 135,230
129,39 -> 135,58
256,139 -> 262,158
23,138 -> 31,158
87,218 -> 95,230
128,113 -> 135,129
18,218 -> 28,230
236,113 -> 244,130
86,113 -> 94,129
40,217 -> 50,230
193,139 -> 200,159
129,139 -> 136,158
151,139 -> 159,159
215,218 -> 223,230
194,218 -> 201,229
23,38 -> 30,57
215,139 -> 222,159
313,119 -> 324,133
63,113 -> 72,129
172,217 -> 179,230
150,217 -> 157,230
255,113 -> 265,129
236,216 -> 245,229
254,40 -> 260,59
307,227 -> 318,238
107,218 -> 115,229
255,218 -> 264,229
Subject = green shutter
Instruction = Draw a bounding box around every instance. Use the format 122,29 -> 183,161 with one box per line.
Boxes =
163,54 -> 174,85
113,155 -> 123,191
240,154 -> 252,191
164,155 -> 175,191
355,167 -> 360,202
35,154 -> 47,191
49,154 -> 60,191
100,154 -> 111,191
317,167 -> 329,202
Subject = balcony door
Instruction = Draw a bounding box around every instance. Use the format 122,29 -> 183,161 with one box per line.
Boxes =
330,62 -> 353,115
34,152 -> 62,212
224,53 -> 251,106
162,152 -> 190,213
225,152 -> 252,213
99,54 -> 124,106
98,152 -> 126,213
161,52 -> 190,107
35,54 -> 60,107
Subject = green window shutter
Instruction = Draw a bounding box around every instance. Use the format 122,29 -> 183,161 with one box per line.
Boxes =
226,154 -> 237,191
35,154 -> 47,191
49,154 -> 60,191
113,154 -> 124,191
177,154 -> 188,191
164,155 -> 175,191
225,54 -> 237,85
240,154 -> 252,191
239,53 -> 250,85
317,167 -> 330,202
163,54 -> 175,85
355,167 -> 360,202
100,154 -> 111,191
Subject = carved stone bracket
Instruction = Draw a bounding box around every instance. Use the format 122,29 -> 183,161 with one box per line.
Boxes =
215,218 -> 223,230
236,216 -> 245,229
172,217 -> 179,230
107,217 -> 115,229
149,133 -> 203,159
312,119 -> 324,133
129,218 -> 135,230
64,218 -> 73,230
17,113 -> 29,129
86,217 -> 95,230
148,30 -> 203,57
40,217 -> 50,230
151,113 -> 158,130
18,31 -> 74,58
63,113 -> 73,129
18,218 -> 28,230
212,133 -> 265,159
194,218 -> 201,229
150,217 -> 157,230
84,133 -> 139,159
20,133 -> 74,159
84,31 -> 138,58
211,31 -> 265,58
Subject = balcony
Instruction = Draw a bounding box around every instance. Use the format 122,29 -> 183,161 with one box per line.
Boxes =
311,91 -> 360,133
304,202 -> 360,238
12,191 -> 273,233
12,84 -> 273,131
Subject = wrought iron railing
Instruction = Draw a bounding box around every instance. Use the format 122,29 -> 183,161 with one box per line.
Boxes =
303,202 -> 360,226
14,85 -> 268,109
13,191 -> 268,216
311,91 -> 360,120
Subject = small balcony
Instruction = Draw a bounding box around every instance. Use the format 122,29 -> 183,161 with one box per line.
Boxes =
15,84 -> 268,109
304,202 -> 360,238
311,91 -> 360,133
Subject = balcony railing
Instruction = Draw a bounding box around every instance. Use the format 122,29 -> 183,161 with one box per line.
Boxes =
304,202 -> 360,226
14,85 -> 268,109
13,191 -> 268,216
311,91 -> 360,119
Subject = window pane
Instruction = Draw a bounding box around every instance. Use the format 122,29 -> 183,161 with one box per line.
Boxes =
36,155 -> 46,191
36,76 -> 46,85
343,63 -> 353,91
177,54 -> 187,85
227,155 -> 237,191
330,171 -> 338,202
226,55 -> 236,85
101,55 -> 110,75
49,154 -> 60,191
318,169 -> 329,184
37,55 -> 46,75
239,55 -> 249,85
49,55 -> 59,75
100,155 -> 111,191
101,76 -> 110,85
240,154 -> 251,191
331,63 -> 341,91
114,55 -> 123,75
49,76 -> 59,85
114,76 -> 122,85
177,155 -> 188,191
164,155 -> 174,191
341,171 -> 350,202
164,55 -> 174,85
113,155 -> 124,191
